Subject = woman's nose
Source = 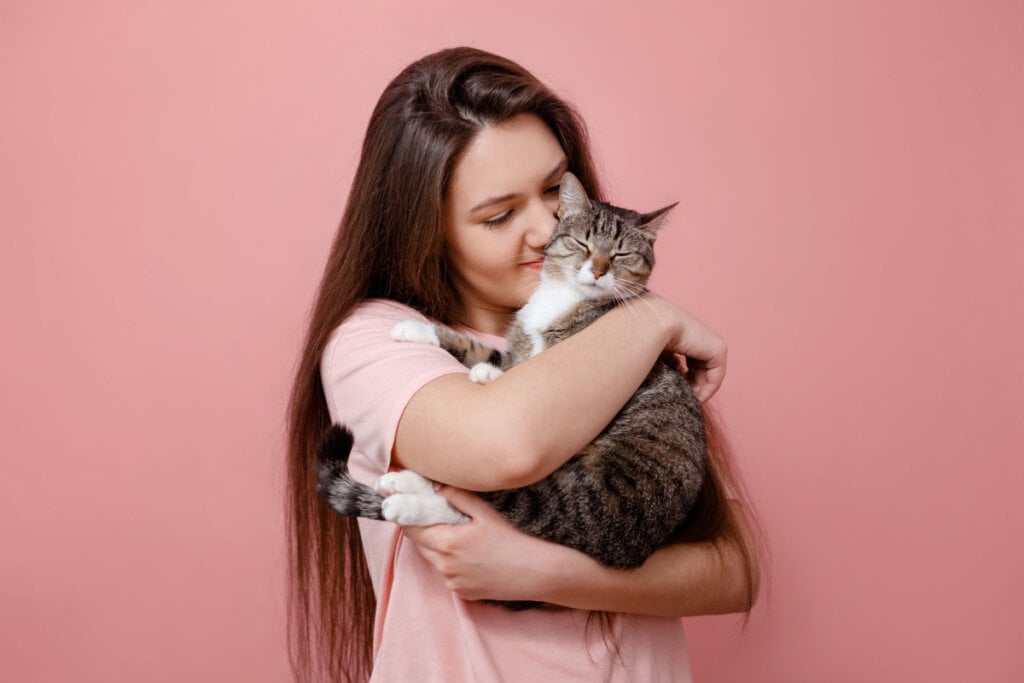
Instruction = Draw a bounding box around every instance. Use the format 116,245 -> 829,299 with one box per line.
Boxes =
525,200 -> 558,248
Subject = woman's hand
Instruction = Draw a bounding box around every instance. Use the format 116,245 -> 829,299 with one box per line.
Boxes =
642,292 -> 728,403
400,486 -> 575,603
401,486 -> 757,616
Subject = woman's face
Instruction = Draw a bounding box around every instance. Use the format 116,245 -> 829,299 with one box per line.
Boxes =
444,113 -> 567,333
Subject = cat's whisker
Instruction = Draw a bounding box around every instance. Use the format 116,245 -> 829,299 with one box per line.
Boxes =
618,292 -> 662,334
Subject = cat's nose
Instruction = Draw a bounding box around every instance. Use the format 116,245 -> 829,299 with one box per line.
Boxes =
591,268 -> 606,279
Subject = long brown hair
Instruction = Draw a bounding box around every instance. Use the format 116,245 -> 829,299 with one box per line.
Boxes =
286,46 -> 765,683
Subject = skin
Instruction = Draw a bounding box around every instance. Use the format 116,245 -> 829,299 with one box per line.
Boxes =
393,113 -> 755,615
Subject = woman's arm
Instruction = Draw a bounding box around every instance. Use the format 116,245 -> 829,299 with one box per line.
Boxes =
401,487 -> 759,616
394,294 -> 727,491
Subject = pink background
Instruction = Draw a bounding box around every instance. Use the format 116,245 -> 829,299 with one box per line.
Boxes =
2,1 -> 1021,681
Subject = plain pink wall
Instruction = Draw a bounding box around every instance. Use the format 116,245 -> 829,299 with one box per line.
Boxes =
2,1 -> 1021,681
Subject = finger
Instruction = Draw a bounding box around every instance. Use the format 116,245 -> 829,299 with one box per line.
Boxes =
703,363 -> 725,394
401,523 -> 434,545
659,350 -> 688,374
689,368 -> 706,402
435,486 -> 500,521
691,365 -> 725,403
676,354 -> 689,374
401,522 -> 455,552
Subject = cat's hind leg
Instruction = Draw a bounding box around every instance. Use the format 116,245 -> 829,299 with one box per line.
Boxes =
381,493 -> 468,526
375,469 -> 468,526
375,469 -> 438,496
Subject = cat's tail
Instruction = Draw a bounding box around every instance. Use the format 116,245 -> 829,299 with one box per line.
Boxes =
315,424 -> 384,520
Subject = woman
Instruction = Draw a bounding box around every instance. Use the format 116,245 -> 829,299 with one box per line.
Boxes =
286,47 -> 764,682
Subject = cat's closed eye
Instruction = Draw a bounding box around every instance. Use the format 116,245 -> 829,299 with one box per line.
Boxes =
611,252 -> 641,263
561,235 -> 589,252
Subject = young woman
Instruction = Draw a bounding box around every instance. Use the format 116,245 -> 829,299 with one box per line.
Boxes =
286,47 -> 764,682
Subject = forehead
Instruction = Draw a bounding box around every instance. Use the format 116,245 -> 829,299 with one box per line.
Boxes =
447,114 -> 566,207
559,207 -> 648,247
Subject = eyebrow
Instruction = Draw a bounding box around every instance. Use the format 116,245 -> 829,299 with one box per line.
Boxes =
468,159 -> 569,214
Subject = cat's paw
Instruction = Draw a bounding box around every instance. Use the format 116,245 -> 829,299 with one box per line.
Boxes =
381,493 -> 469,526
468,362 -> 504,384
375,470 -> 437,496
390,320 -> 440,346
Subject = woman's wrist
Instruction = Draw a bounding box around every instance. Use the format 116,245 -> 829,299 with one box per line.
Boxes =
533,540 -> 618,607
634,292 -> 727,402
606,292 -> 677,349
647,292 -> 683,349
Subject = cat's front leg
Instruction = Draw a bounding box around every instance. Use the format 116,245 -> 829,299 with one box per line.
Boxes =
391,319 -> 507,372
390,320 -> 441,346
468,362 -> 504,384
375,469 -> 468,526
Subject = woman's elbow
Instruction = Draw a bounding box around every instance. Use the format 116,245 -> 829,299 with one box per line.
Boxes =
718,534 -> 762,614
471,427 -> 551,491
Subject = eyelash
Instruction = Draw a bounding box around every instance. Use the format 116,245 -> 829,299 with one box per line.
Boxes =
483,211 -> 512,228
482,185 -> 561,228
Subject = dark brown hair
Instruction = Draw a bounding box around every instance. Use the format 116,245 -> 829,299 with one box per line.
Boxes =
286,46 -> 765,683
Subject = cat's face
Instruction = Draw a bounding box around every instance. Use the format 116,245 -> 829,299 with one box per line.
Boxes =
542,172 -> 675,301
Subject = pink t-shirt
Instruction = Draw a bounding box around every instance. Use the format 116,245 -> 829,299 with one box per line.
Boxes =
320,299 -> 693,682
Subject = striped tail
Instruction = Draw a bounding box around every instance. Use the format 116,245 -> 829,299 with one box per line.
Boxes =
315,424 -> 384,520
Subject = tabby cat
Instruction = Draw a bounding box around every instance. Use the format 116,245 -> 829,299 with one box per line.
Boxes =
316,172 -> 707,604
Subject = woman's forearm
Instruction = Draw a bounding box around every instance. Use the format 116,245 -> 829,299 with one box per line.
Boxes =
395,297 -> 678,490
541,537 -> 748,617
538,500 -> 759,617
400,489 -> 758,616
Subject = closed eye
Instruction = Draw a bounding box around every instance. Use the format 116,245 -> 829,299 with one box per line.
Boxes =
561,235 -> 589,250
545,184 -> 560,194
483,210 -> 513,228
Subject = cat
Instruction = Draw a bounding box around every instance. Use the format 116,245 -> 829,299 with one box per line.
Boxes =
316,171 -> 707,605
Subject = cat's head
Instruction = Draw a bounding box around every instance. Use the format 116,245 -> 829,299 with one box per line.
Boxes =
542,172 -> 676,301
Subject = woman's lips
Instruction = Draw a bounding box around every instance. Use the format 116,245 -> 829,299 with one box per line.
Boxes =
521,259 -> 544,271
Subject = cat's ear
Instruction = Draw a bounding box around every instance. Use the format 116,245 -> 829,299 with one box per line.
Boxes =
557,172 -> 592,219
637,202 -> 678,236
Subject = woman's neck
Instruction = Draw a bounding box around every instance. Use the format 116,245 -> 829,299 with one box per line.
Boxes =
457,302 -> 515,336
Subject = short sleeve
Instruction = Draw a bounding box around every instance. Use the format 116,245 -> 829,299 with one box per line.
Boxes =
319,300 -> 469,483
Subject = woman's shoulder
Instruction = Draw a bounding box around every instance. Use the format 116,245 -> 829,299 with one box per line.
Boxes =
326,299 -> 430,347
345,298 -> 431,325
321,298 -> 449,376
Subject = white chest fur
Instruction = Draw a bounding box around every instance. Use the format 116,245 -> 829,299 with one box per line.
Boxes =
517,278 -> 584,356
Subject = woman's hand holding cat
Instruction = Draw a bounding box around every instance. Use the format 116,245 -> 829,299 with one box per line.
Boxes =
402,485 -> 755,616
641,292 -> 728,403
400,486 -> 572,603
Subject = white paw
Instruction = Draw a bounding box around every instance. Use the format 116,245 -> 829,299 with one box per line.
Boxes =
468,362 -> 504,384
375,470 -> 437,496
390,320 -> 440,346
381,493 -> 469,526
